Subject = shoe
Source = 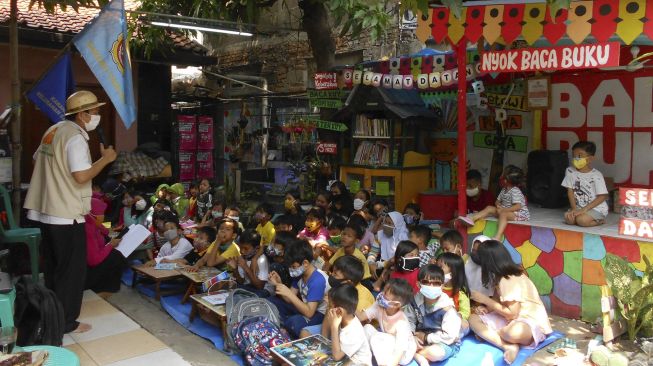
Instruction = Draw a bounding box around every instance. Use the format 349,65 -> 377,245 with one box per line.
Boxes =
457,215 -> 475,226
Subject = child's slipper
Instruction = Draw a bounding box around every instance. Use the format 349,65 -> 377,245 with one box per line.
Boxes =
457,215 -> 475,226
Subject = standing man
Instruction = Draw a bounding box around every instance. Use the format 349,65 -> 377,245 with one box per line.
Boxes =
24,90 -> 117,333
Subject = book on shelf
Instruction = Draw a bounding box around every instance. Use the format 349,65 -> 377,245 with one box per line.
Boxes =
354,115 -> 390,137
353,141 -> 392,166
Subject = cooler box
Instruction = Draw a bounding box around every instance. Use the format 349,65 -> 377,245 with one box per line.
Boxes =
418,190 -> 458,221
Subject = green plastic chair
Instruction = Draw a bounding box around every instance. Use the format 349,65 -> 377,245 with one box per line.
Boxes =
0,287 -> 15,327
0,186 -> 40,282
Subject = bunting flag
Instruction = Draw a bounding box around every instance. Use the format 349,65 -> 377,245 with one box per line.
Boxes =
417,0 -> 653,46
73,0 -> 136,128
26,51 -> 76,123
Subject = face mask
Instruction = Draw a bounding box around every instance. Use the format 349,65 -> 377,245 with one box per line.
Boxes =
399,256 -> 420,271
135,199 -> 146,210
470,252 -> 481,265
466,187 -> 480,197
84,114 -> 101,131
212,211 -> 223,219
330,235 -> 341,245
289,265 -> 305,278
404,214 -> 415,225
499,176 -> 508,188
284,199 -> 295,211
328,275 -> 345,288
353,198 -> 366,211
573,157 -> 588,170
305,221 -> 320,232
382,224 -> 394,237
242,250 -> 257,260
164,229 -> 178,241
444,273 -> 452,283
228,215 -> 240,222
420,285 -> 442,300
376,293 -> 398,309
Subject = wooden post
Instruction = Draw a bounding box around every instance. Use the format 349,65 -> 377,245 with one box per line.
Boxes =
455,42 -> 468,250
9,0 -> 22,221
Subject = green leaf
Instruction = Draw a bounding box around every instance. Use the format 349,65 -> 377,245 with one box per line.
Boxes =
354,9 -> 366,19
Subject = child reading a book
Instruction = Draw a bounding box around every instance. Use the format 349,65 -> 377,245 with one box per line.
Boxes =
409,225 -> 439,267
324,284 -> 373,365
255,202 -> 276,246
268,238 -> 328,338
357,278 -> 417,366
146,217 -> 193,265
206,218 -> 241,270
228,230 -> 272,297
411,264 -> 461,366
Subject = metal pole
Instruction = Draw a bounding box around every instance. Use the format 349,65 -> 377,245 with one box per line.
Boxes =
455,42 -> 468,251
9,0 -> 22,221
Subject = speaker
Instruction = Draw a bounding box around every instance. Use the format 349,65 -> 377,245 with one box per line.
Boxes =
527,150 -> 569,208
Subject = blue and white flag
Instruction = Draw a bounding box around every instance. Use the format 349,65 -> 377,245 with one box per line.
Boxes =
26,51 -> 75,123
73,0 -> 136,128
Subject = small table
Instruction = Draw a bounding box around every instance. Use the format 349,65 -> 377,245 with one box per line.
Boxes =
178,267 -> 220,304
131,264 -> 184,300
189,292 -> 228,339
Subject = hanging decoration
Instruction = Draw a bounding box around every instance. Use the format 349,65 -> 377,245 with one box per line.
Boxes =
417,0 -> 653,46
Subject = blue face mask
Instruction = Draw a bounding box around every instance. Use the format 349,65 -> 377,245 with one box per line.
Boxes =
420,285 -> 442,300
376,292 -> 400,309
289,265 -> 305,278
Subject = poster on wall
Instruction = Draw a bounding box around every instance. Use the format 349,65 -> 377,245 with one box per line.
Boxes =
197,116 -> 214,150
177,115 -> 197,150
178,151 -> 196,181
196,150 -> 214,179
543,70 -> 653,188
527,77 -> 550,110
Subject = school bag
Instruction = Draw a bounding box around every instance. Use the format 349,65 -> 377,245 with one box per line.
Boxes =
230,315 -> 290,366
13,277 -> 65,346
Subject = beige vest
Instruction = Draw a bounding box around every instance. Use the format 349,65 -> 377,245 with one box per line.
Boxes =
24,121 -> 92,221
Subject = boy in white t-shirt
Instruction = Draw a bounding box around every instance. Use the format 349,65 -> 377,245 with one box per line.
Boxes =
146,218 -> 193,265
228,229 -> 272,297
562,141 -> 610,227
324,284 -> 373,365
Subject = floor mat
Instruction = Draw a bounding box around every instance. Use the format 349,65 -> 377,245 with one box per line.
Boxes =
404,331 -> 563,366
160,294 -> 244,366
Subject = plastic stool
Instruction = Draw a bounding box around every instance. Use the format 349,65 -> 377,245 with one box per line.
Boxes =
0,288 -> 15,327
21,345 -> 80,366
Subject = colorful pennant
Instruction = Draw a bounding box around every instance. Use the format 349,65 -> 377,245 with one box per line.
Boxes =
591,0 -> 618,43
616,0 -> 645,45
502,4 -> 525,44
567,1 -> 593,44
522,3 -> 546,45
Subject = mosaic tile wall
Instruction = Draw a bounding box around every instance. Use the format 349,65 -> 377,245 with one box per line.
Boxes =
468,220 -> 653,321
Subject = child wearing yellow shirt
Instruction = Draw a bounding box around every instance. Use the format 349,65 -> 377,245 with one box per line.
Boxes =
255,203 -> 276,246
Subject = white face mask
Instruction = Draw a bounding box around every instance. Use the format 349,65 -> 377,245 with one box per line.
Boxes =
84,114 -> 101,131
353,198 -> 366,211
135,199 -> 147,210
466,187 -> 480,197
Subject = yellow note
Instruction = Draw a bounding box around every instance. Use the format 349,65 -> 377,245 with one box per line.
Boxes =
350,180 -> 361,193
376,181 -> 390,196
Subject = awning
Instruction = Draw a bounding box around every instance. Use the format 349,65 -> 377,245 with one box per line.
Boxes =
336,85 -> 440,122
416,0 -> 653,46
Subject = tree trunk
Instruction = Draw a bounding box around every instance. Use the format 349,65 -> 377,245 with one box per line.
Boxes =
298,0 -> 336,71
9,0 -> 22,221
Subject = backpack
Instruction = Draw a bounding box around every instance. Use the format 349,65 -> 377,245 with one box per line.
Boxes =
13,277 -> 65,346
223,288 -> 283,355
231,316 -> 290,366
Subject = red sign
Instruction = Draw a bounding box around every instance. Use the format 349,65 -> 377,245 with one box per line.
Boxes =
619,188 -> 653,207
619,217 -> 653,239
314,72 -> 338,90
316,143 -> 337,155
481,42 -> 620,73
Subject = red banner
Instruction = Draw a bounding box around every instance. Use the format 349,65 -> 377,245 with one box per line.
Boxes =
619,187 -> 653,207
314,72 -> 338,90
619,217 -> 653,239
481,42 -> 620,73
316,142 -> 337,155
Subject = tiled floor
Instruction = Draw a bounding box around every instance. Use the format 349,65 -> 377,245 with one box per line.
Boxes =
65,290 -> 191,366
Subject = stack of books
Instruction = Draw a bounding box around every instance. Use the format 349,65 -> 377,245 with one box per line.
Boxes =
354,115 -> 391,137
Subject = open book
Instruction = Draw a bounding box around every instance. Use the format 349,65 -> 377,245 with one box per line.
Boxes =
271,334 -> 351,366
114,224 -> 151,258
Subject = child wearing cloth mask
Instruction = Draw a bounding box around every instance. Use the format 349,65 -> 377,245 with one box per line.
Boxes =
437,252 -> 471,335
283,191 -> 306,234
367,211 -> 409,279
266,231 -> 294,287
327,216 -> 346,247
403,203 -> 422,228
255,202 -> 276,246
458,165 -> 530,241
146,217 -> 193,266
357,278 -> 417,366
116,191 -> 136,229
131,193 -> 151,227
410,265 -> 461,366
298,207 -> 331,267
229,230 -> 272,297
562,140 -> 609,227
378,240 -> 420,293
200,201 -> 225,227
195,178 -> 213,222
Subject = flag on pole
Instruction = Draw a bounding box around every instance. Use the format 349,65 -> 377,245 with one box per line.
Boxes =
26,51 -> 76,123
73,0 -> 136,129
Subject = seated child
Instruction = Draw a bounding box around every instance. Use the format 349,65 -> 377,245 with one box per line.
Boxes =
367,211 -> 409,279
268,238 -> 328,338
299,254 -> 376,338
266,231 -> 294,287
323,284 -> 373,365
314,191 -> 331,212
562,140 -> 609,227
440,229 -> 464,258
255,202 -> 276,246
346,214 -> 374,255
146,216 -> 193,265
411,265 -> 462,366
327,215 -> 346,247
324,223 -> 373,290
167,183 -> 190,219
465,169 -> 495,214
298,207 -> 331,267
150,183 -> 169,205
228,230 -> 272,297
469,240 -> 553,364
353,189 -> 371,214
205,218 -> 241,271
195,178 -> 213,222
409,225 -> 440,267
172,226 -> 217,267
138,209 -> 174,261
224,205 -> 245,232
379,240 -> 420,294
357,278 -> 417,366
200,201 -> 224,227
458,165 -> 530,241
437,252 -> 471,335
465,235 -> 493,297
403,203 -> 421,227
186,182 -> 199,221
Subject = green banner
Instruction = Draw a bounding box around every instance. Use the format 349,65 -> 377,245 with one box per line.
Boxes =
307,89 -> 350,99
306,118 -> 348,132
473,133 -> 528,153
309,99 -> 343,109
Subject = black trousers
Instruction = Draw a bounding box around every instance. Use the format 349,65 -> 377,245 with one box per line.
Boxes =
40,222 -> 87,333
85,250 -> 127,294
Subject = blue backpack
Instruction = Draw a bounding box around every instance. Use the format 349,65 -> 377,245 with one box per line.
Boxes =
230,315 -> 290,366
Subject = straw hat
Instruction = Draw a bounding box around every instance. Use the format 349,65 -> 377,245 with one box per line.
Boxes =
65,91 -> 106,115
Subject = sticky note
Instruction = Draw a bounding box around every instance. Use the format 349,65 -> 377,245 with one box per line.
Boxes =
376,181 -> 390,196
350,180 -> 361,193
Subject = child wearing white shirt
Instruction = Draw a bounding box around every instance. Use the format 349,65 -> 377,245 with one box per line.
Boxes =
146,218 -> 193,265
